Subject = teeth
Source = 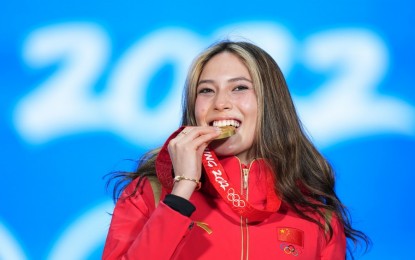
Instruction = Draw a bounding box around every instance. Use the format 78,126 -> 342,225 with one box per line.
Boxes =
213,119 -> 240,128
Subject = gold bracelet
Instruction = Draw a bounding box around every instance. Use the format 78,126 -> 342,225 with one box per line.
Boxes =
173,175 -> 201,190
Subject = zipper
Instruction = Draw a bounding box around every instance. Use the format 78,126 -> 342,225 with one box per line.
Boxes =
240,163 -> 251,260
171,222 -> 194,259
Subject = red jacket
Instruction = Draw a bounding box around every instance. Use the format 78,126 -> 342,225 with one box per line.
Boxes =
103,156 -> 346,259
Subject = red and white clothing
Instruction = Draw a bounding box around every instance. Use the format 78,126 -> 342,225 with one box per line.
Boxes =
103,156 -> 346,259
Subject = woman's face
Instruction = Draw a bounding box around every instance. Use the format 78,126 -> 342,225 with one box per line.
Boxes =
195,52 -> 258,164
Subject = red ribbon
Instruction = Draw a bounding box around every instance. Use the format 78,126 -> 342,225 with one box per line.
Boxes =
201,148 -> 280,222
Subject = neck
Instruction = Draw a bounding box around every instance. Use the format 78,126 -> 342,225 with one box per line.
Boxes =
235,149 -> 256,165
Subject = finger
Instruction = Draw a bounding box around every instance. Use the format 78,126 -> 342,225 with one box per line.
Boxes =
187,126 -> 220,137
169,127 -> 220,154
181,126 -> 194,135
191,130 -> 221,149
196,141 -> 209,155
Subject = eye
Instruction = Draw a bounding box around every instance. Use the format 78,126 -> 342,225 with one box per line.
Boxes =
197,87 -> 214,94
233,85 -> 249,91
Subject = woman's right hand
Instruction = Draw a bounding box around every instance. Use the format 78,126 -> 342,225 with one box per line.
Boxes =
167,126 -> 221,200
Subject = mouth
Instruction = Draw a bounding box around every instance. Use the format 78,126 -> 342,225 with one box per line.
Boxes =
210,119 -> 240,128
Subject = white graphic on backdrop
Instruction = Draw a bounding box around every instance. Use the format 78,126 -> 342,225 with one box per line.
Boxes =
46,201 -> 113,260
15,22 -> 414,149
101,29 -> 202,146
16,23 -> 110,144
9,21 -> 415,259
298,29 -> 414,146
0,222 -> 27,260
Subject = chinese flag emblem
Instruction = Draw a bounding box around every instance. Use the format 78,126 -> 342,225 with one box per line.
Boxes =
277,227 -> 304,247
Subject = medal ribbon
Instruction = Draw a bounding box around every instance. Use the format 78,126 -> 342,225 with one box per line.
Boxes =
201,148 -> 281,222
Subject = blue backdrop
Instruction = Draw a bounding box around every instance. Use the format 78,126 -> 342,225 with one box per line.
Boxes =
1,1 -> 414,259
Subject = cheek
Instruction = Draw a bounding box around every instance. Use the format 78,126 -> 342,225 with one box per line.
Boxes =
241,98 -> 258,120
194,100 -> 207,124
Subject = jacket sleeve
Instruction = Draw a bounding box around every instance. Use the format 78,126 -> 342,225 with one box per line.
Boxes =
320,213 -> 347,260
102,178 -> 194,259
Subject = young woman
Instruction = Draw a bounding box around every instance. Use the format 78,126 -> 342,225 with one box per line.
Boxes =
103,41 -> 369,259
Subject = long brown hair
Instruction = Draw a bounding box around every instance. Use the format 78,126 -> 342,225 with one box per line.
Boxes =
110,40 -> 370,258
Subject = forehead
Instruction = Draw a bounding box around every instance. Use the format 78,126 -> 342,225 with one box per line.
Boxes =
199,52 -> 251,80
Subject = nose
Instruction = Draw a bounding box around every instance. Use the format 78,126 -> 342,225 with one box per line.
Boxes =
214,91 -> 232,111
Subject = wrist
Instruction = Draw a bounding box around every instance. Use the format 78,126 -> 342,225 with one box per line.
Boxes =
173,175 -> 201,190
171,180 -> 198,200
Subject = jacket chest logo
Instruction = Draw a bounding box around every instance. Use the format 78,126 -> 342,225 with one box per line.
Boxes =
277,227 -> 304,256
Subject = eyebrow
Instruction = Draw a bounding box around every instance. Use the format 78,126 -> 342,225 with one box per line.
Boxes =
197,77 -> 252,86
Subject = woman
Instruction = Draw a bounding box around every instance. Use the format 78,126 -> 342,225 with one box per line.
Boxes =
103,41 -> 369,259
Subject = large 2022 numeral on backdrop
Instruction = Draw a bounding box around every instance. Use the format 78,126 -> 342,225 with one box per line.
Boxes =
15,21 -> 413,149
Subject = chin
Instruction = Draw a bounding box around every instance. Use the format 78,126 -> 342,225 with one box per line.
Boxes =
209,143 -> 237,157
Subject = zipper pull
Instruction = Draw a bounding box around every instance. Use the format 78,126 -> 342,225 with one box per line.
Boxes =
243,168 -> 249,189
196,221 -> 213,234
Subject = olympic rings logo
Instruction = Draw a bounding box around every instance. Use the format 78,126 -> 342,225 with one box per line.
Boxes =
279,243 -> 302,256
227,188 -> 246,208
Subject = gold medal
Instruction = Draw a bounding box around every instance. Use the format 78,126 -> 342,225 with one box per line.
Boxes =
215,126 -> 236,139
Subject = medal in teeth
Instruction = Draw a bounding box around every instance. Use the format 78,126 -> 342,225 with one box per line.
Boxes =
213,120 -> 238,140
216,126 -> 236,139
